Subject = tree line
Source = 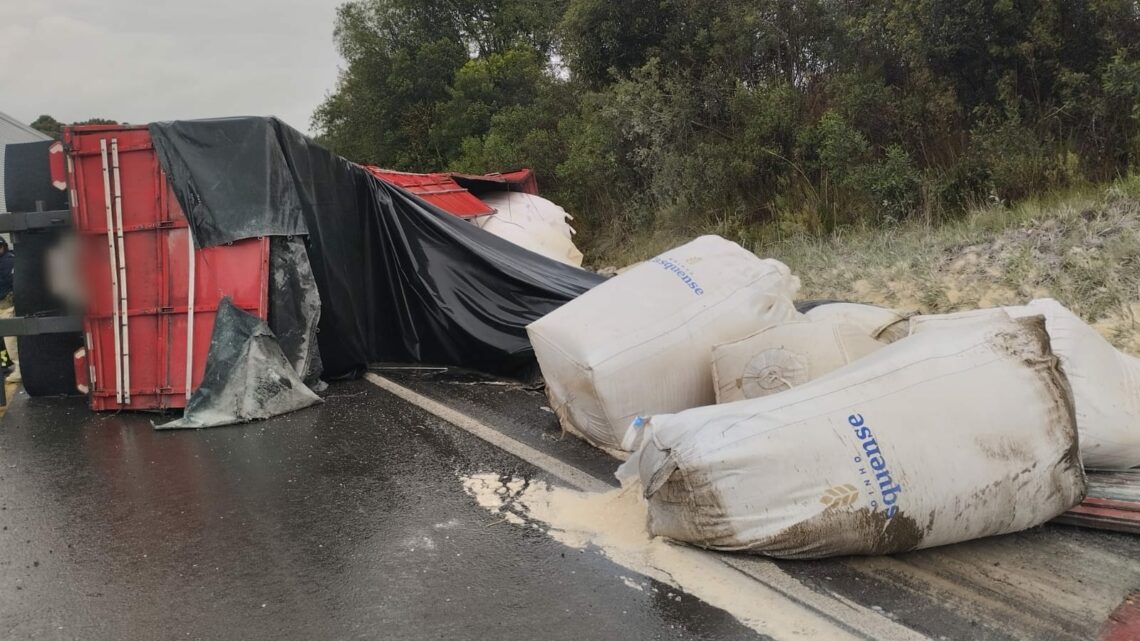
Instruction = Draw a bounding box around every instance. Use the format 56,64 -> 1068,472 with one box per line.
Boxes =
314,0 -> 1140,247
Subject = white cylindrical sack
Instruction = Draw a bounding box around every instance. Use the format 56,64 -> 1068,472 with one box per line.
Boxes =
907,307 -> 1012,334
712,321 -> 885,403
475,192 -> 584,267
527,236 -> 801,454
804,302 -> 912,343
621,316 -> 1085,558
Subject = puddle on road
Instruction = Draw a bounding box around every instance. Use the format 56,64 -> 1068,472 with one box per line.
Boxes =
460,473 -> 859,640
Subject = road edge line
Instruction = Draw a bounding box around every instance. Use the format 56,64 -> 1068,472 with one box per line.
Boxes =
365,373 -> 611,493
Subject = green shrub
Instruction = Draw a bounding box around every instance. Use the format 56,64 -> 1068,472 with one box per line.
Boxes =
851,145 -> 922,223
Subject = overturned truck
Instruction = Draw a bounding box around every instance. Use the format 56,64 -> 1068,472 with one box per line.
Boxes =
0,118 -> 601,422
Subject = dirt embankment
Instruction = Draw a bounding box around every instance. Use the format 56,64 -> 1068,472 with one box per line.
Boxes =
756,181 -> 1140,355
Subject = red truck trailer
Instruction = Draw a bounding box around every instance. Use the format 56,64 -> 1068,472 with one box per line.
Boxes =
65,125 -> 270,410
0,124 -> 546,408
0,127 -> 270,409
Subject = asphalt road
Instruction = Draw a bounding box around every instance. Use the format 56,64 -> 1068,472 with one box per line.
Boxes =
0,377 -> 755,641
2,369 -> 1138,641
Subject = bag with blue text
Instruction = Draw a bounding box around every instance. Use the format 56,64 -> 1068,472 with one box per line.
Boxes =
528,235 -> 800,455
618,315 -> 1086,559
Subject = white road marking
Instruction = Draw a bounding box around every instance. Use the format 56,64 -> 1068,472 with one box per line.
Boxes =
364,371 -> 932,641
365,373 -> 610,493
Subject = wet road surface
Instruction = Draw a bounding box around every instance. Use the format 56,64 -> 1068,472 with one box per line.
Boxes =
377,369 -> 1140,641
2,370 -> 1140,641
0,379 -> 756,641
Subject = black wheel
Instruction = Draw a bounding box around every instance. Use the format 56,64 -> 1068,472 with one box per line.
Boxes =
11,229 -> 81,396
3,140 -> 66,214
14,334 -> 82,396
795,299 -> 853,314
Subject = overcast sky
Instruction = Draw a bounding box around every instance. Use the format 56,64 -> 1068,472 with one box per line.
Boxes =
0,0 -> 346,134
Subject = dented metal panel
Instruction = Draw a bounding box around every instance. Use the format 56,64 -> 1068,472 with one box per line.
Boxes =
361,167 -> 494,218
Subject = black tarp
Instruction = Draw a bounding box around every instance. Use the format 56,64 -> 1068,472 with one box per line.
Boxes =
157,298 -> 322,429
150,117 -> 603,378
268,236 -> 324,388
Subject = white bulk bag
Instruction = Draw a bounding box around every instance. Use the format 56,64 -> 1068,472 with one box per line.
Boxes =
712,321 -> 885,403
527,235 -> 801,454
804,302 -> 912,342
910,299 -> 1140,469
620,316 -> 1085,559
475,191 -> 584,267
907,307 -> 1012,334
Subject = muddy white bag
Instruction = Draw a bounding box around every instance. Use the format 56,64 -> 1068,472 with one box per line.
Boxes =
527,235 -> 801,454
620,316 -> 1085,559
804,302 -> 912,342
711,321 -> 884,403
910,299 -> 1140,469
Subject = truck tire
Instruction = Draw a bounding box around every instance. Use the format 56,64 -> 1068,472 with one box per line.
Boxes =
3,140 -> 66,214
794,299 -> 852,314
12,229 -> 81,396
15,334 -> 82,397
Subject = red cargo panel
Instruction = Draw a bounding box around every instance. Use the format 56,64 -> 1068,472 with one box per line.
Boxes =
449,168 -> 539,195
361,167 -> 494,218
66,125 -> 269,411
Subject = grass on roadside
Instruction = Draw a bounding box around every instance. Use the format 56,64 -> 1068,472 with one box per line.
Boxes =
583,175 -> 1140,353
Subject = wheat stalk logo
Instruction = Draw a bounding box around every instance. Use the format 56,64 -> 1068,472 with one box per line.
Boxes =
820,484 -> 859,508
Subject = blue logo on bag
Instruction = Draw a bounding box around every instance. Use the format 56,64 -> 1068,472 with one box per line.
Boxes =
650,256 -> 705,295
848,413 -> 902,519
